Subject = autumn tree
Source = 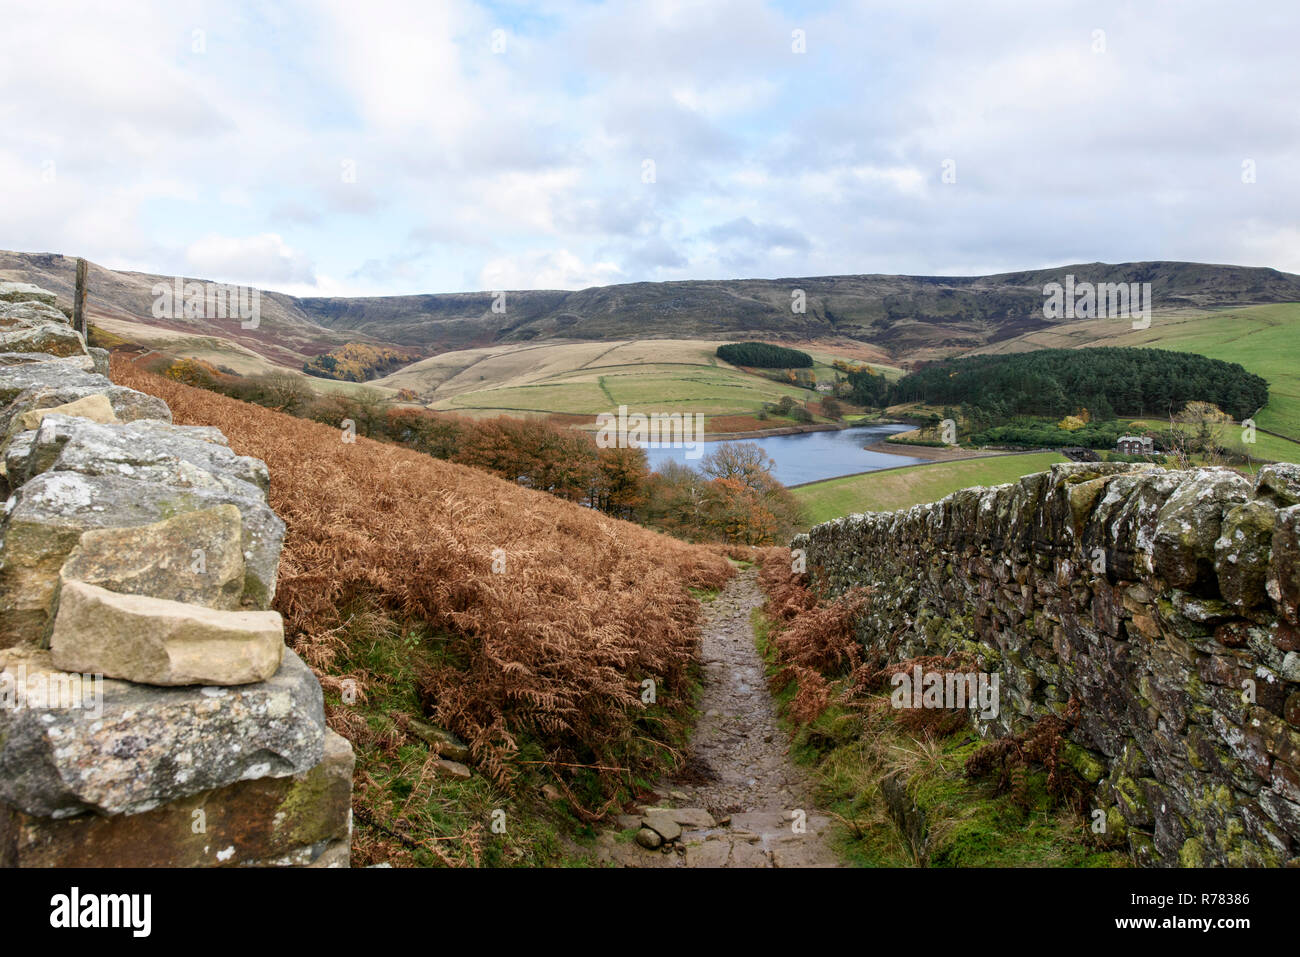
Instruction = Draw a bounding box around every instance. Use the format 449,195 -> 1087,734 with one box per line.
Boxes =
593,445 -> 650,518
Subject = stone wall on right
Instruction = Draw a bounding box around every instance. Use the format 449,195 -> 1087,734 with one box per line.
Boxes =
796,461 -> 1300,867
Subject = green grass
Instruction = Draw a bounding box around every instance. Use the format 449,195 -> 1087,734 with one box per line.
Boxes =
751,607 -> 1125,868
792,452 -> 1068,526
440,380 -> 610,414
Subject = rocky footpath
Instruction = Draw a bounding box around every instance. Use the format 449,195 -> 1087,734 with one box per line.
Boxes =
0,281 -> 352,867
797,461 -> 1300,867
595,569 -> 840,867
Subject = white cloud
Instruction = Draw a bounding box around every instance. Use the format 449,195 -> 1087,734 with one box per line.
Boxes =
184,233 -> 316,285
0,0 -> 1295,294
479,250 -> 624,290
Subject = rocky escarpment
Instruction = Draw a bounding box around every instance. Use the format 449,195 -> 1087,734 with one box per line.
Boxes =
796,461 -> 1300,867
0,281 -> 353,867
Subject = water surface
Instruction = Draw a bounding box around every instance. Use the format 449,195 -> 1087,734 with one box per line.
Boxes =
642,423 -> 928,486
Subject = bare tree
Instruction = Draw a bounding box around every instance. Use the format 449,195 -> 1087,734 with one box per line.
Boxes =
700,441 -> 777,493
259,370 -> 312,415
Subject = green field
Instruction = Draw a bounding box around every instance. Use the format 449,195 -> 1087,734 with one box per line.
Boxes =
436,362 -> 816,416
987,302 -> 1300,441
793,452 -> 1069,526
380,338 -> 886,417
1098,303 -> 1300,441
1125,418 -> 1300,465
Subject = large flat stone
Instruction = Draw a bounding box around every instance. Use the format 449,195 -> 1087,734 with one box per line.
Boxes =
6,414 -> 264,493
0,300 -> 68,326
17,393 -> 118,431
0,353 -> 94,372
0,470 -> 284,645
644,806 -> 716,828
50,580 -> 283,686
59,505 -> 246,610
0,731 -> 353,868
0,360 -> 115,405
0,363 -> 170,446
641,811 -> 682,842
0,646 -> 324,817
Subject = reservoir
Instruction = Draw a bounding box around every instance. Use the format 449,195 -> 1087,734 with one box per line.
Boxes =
642,423 -> 929,486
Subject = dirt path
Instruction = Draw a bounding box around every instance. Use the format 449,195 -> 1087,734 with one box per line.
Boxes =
595,567 -> 841,868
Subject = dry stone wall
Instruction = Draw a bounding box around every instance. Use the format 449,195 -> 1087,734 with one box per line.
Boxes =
0,281 -> 353,867
796,461 -> 1300,867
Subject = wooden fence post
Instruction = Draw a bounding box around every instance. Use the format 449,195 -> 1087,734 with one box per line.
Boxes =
73,257 -> 88,337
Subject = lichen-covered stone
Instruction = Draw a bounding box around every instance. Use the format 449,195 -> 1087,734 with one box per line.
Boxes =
1269,505 -> 1300,624
87,347 -> 110,377
0,468 -> 284,645
0,731 -> 353,868
0,300 -> 68,326
0,280 -> 348,867
49,579 -> 283,686
1215,501 -> 1277,609
801,463 -> 1300,867
0,352 -> 94,372
1257,464 -> 1300,509
7,414 -> 268,493
0,362 -> 169,445
0,646 -> 324,817
1152,469 -> 1253,589
0,320 -> 86,359
0,282 -> 57,306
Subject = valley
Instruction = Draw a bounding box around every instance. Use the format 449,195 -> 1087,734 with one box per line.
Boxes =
10,249 -> 1300,523
4,261 -> 1300,874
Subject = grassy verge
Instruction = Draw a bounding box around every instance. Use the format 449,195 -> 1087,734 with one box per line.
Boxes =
751,606 -> 1127,868
327,598 -> 707,866
317,604 -> 586,866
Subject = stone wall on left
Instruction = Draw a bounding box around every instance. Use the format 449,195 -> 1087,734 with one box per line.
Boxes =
0,281 -> 354,867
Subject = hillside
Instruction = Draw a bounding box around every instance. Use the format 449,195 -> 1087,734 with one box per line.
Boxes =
791,452 -> 1069,525
0,251 -> 364,370
7,250 -> 1299,367
294,262 -> 1300,356
110,357 -> 734,865
370,337 -> 879,417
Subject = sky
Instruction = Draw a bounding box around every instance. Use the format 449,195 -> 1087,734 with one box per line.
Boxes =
2,0 -> 1297,297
